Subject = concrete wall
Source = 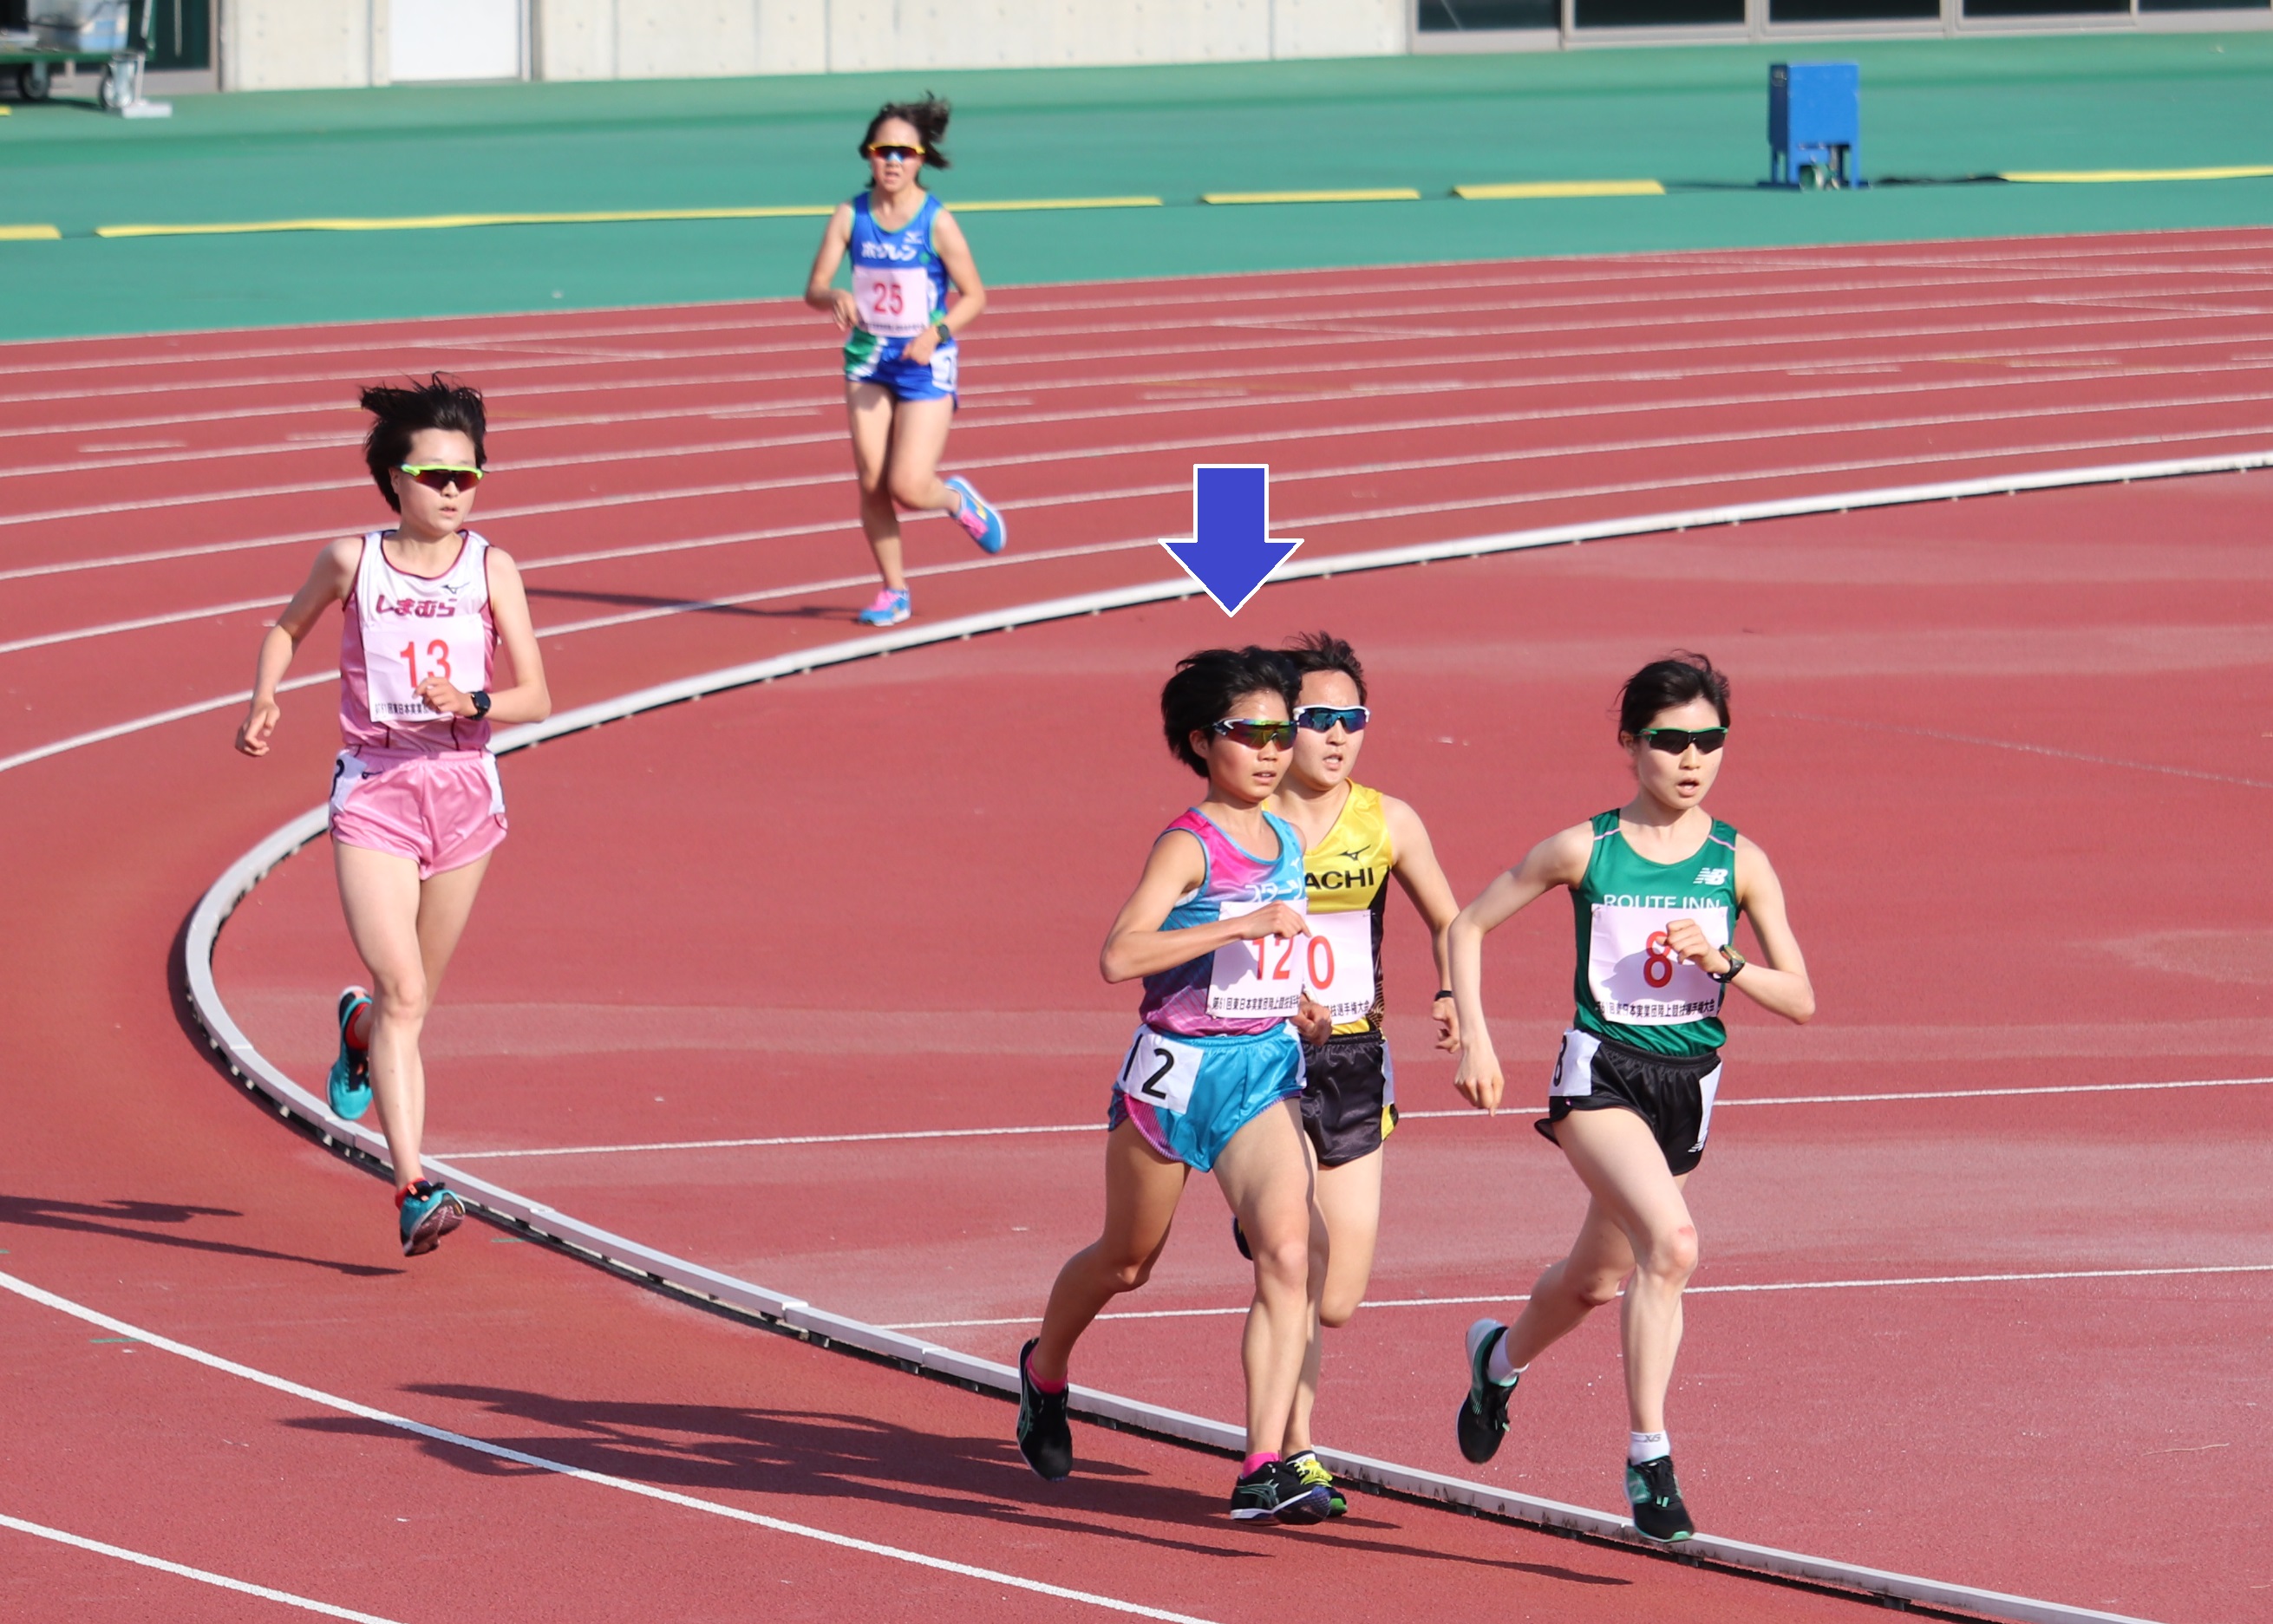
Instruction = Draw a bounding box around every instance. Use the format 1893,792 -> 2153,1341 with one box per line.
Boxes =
219,0 -> 1406,90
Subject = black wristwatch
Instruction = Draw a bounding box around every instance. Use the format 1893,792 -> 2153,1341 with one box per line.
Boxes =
934,321 -> 951,346
469,689 -> 492,719
1711,949 -> 1747,985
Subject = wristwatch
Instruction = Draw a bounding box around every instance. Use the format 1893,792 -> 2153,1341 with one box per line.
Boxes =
1711,949 -> 1747,984
469,689 -> 492,719
934,321 -> 951,346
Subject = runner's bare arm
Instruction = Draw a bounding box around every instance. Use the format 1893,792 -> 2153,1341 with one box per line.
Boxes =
1101,830 -> 1309,984
1382,793 -> 1464,1051
1669,834 -> 1813,1022
415,548 -> 552,726
903,211 -> 984,366
235,538 -> 360,757
803,204 -> 858,328
1447,822 -> 1593,1113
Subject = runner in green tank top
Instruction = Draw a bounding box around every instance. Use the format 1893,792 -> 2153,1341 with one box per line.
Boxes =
1443,654 -> 1815,1544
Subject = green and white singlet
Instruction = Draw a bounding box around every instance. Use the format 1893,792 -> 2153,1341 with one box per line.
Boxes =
1570,810 -> 1740,1059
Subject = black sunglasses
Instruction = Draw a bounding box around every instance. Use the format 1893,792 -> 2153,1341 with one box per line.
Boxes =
1638,726 -> 1729,755
1294,704 -> 1369,734
1212,717 -> 1297,749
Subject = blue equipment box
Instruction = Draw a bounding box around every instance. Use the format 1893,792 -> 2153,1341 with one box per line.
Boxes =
1770,62 -> 1861,188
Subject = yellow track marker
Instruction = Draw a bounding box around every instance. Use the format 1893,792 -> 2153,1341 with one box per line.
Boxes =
1201,188 -> 1421,205
96,204 -> 838,238
1999,166 -> 2273,185
1455,179 -> 1665,200
0,225 -> 62,241
948,196 -> 1162,212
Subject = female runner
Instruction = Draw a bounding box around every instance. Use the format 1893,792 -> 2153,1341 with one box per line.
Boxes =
803,96 -> 1006,628
1017,646 -> 1336,1524
1245,632 -> 1462,1516
1445,653 -> 1813,1542
235,376 -> 550,1258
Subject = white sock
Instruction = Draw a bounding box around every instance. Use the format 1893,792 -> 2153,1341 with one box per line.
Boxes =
1468,1318 -> 1525,1386
1628,1430 -> 1670,1465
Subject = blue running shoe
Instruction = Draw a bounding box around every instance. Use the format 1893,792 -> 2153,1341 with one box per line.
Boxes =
857,586 -> 911,627
328,986 -> 373,1121
944,477 -> 1006,554
397,1180 -> 465,1258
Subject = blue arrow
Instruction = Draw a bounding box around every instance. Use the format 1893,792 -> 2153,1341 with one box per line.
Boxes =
1160,464 -> 1302,616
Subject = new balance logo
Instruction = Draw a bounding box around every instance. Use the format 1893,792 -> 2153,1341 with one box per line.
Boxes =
1693,867 -> 1729,885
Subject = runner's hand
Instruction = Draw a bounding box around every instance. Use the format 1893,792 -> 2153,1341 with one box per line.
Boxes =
1663,918 -> 1729,976
236,697 -> 281,757
1453,1041 -> 1504,1114
829,290 -> 857,329
1231,903 -> 1310,943
904,330 -> 938,365
1293,995 -> 1333,1046
416,673 -> 473,718
1434,993 -> 1460,1053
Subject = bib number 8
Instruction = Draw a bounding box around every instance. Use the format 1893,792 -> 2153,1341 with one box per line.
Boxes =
1643,929 -> 1677,988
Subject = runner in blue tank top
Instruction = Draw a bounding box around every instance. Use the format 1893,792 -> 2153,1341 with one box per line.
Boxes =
1444,654 -> 1816,1544
803,97 -> 1006,628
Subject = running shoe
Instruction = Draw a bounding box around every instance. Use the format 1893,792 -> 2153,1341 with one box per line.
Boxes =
1283,1449 -> 1348,1517
327,986 -> 373,1121
944,476 -> 1006,554
856,587 -> 911,627
1456,1317 -> 1520,1464
1625,1454 -> 1695,1543
396,1180 -> 465,1258
1016,1337 -> 1074,1481
1231,1215 -> 1251,1262
1229,1459 -> 1333,1525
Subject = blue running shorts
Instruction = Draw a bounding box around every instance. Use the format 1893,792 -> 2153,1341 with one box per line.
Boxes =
844,330 -> 957,402
1107,1024 -> 1304,1173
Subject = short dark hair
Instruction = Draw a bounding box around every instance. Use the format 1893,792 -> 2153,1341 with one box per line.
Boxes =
1617,651 -> 1731,738
1283,630 -> 1367,703
1161,646 -> 1300,775
860,96 -> 951,169
360,375 -> 487,512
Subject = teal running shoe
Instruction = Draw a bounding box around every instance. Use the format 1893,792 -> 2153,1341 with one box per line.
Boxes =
328,987 -> 372,1121
944,477 -> 1006,554
397,1180 -> 465,1257
1457,1317 -> 1519,1464
1626,1454 -> 1695,1542
1229,1459 -> 1330,1525
857,586 -> 911,627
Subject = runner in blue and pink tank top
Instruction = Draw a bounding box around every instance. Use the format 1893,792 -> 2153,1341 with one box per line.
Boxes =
803,97 -> 1006,629
236,375 -> 552,1261
1016,647 -> 1338,1529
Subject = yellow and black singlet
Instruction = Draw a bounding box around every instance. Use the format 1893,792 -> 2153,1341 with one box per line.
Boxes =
1302,782 -> 1395,1038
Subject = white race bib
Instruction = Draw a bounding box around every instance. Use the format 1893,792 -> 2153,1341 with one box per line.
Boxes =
1586,903 -> 1728,1027
1115,1028 -> 1202,1115
1206,897 -> 1306,1021
852,264 -> 933,338
1302,910 -> 1376,1027
366,615 -> 487,725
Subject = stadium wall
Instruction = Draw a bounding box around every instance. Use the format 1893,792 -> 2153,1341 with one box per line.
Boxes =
219,0 -> 1408,90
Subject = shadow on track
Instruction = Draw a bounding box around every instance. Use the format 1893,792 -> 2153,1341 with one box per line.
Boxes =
0,1193 -> 402,1279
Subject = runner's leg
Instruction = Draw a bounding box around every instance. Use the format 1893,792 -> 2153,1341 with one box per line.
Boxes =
1214,1099 -> 1322,1458
1028,1119 -> 1187,1386
1282,1143 -> 1378,1454
884,395 -> 958,516
845,382 -> 904,590
1545,1108 -> 1698,1434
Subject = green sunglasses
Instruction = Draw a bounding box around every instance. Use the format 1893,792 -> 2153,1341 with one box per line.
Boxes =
1212,717 -> 1297,749
399,464 -> 485,492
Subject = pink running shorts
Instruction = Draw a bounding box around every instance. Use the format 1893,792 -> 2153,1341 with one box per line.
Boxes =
329,748 -> 506,879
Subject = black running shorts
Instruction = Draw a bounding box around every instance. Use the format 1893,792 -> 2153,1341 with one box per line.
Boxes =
1537,1027 -> 1722,1177
1301,1030 -> 1397,1168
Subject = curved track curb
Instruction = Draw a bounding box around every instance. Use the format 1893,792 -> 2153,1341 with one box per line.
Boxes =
183,452 -> 2250,1624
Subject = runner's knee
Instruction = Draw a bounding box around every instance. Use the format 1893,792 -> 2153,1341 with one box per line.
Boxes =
1638,1223 -> 1699,1287
886,470 -> 933,509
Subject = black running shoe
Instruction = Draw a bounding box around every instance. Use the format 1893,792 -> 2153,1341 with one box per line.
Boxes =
1283,1449 -> 1348,1517
1456,1317 -> 1519,1464
1229,1459 -> 1332,1524
1625,1454 -> 1695,1542
1016,1338 -> 1073,1481
1231,1215 -> 1252,1262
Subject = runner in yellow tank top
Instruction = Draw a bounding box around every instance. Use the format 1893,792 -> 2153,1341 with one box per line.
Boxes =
1257,632 -> 1463,1513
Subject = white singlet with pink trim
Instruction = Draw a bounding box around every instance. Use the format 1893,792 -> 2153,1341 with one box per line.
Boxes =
338,530 -> 496,753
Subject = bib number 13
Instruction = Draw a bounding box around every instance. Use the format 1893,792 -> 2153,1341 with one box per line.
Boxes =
399,638 -> 453,689
1115,1029 -> 1200,1115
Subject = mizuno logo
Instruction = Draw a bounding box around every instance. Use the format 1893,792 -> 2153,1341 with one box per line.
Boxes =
1693,868 -> 1729,885
1337,848 -> 1368,862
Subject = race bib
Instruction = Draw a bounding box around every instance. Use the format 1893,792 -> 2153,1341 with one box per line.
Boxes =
1206,897 -> 1307,1021
1587,903 -> 1728,1026
852,265 -> 933,338
1115,1028 -> 1202,1115
367,616 -> 487,725
1301,910 -> 1376,1027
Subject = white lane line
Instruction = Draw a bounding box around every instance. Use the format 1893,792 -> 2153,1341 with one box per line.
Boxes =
882,1262 -> 2273,1331
0,1513 -> 404,1622
437,1075 -> 2273,1161
0,671 -> 336,776
0,594 -> 289,657
0,1269 -> 1216,1624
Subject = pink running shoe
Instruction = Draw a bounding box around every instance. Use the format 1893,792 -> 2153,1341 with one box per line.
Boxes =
857,587 -> 911,626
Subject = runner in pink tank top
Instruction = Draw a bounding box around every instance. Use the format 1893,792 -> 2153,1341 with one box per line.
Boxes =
235,375 -> 551,1260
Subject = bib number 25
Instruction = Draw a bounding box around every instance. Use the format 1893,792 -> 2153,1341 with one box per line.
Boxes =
1115,1030 -> 1201,1116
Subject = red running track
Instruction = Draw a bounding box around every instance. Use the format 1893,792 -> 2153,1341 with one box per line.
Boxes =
8,232 -> 2273,1622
